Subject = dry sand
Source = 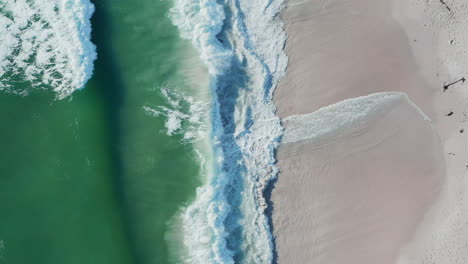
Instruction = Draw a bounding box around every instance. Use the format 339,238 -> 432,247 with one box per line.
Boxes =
274,0 -> 438,118
272,0 -> 468,263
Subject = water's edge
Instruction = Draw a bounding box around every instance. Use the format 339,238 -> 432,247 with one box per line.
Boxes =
170,0 -> 288,262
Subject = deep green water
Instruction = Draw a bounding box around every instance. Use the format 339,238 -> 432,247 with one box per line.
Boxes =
0,0 -> 201,263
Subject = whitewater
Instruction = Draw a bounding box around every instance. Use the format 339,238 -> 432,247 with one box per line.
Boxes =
0,0 -> 96,99
170,0 -> 288,263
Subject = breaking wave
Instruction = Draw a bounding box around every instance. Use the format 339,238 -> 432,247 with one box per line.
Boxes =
0,0 -> 96,99
170,0 -> 288,263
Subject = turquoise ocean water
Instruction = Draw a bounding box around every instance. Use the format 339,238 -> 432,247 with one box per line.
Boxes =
0,0 -> 287,263
0,0 -> 204,263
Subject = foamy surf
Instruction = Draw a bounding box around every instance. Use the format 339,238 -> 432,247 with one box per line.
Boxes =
282,92 -> 432,144
143,86 -> 209,143
169,0 -> 287,263
0,0 -> 96,99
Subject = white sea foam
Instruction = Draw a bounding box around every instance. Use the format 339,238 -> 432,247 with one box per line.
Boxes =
170,1 -> 234,263
170,0 -> 232,75
143,86 -> 209,143
282,92 -> 431,144
226,0 -> 288,262
170,0 -> 287,263
0,0 -> 96,99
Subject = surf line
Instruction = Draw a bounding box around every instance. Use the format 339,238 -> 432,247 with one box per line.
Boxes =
170,0 -> 288,263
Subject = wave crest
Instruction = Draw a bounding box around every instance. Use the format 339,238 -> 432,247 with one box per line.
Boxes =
170,0 -> 232,75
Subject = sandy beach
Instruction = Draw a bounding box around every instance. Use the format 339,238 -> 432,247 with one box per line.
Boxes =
272,0 -> 468,263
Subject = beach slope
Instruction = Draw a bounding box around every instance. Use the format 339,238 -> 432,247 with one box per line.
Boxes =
272,0 -> 468,263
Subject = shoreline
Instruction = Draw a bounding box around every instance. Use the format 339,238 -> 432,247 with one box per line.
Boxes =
272,0 -> 468,262
169,0 -> 287,262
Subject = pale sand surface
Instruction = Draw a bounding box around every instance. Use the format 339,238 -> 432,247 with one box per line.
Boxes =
274,0 -> 439,119
393,1 -> 468,262
272,0 -> 468,263
273,94 -> 445,264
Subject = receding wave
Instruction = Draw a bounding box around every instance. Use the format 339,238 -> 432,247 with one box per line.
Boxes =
170,0 -> 287,263
0,0 -> 96,99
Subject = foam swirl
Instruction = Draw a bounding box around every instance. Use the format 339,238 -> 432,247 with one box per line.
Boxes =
0,0 -> 96,99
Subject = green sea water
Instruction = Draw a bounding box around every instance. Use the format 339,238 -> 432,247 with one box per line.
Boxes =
0,0 -> 202,263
